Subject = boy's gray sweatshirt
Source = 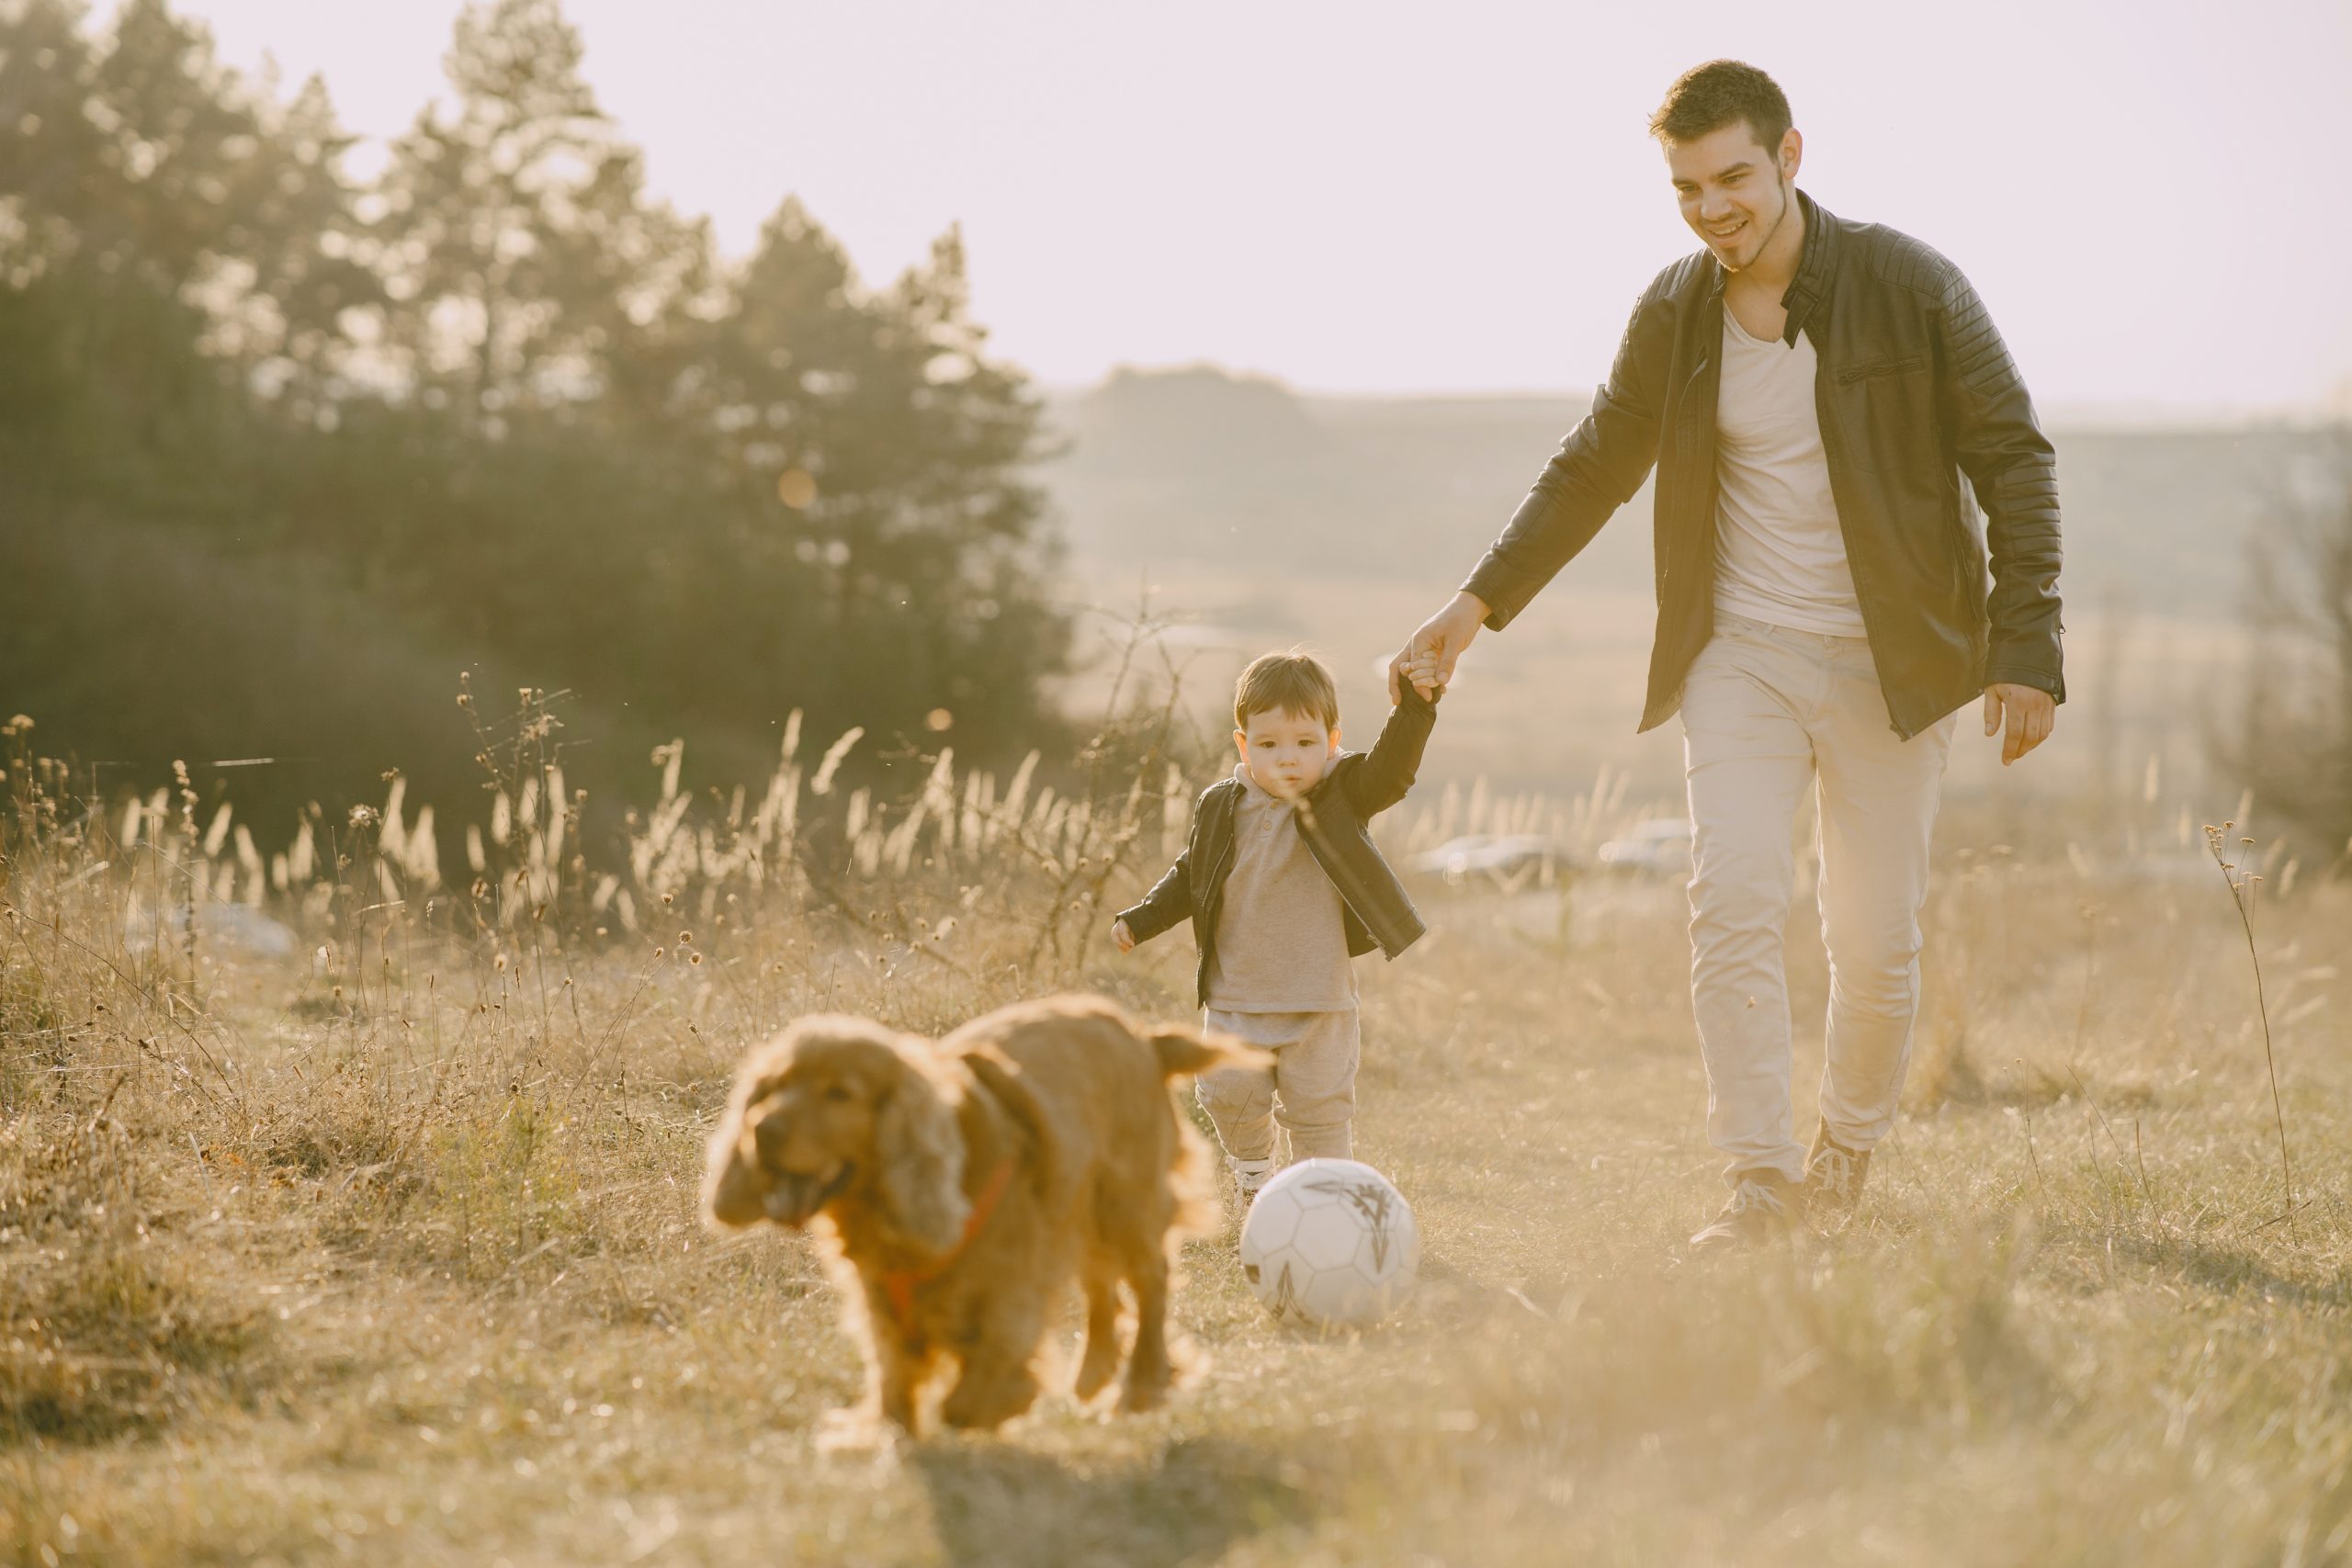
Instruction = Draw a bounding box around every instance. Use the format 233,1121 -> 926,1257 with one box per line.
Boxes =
1203,764 -> 1358,1013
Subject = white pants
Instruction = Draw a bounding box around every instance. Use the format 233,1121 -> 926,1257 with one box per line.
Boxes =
1681,614 -> 1959,1187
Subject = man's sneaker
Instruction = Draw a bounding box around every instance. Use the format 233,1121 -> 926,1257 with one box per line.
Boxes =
1802,1126 -> 1871,1227
1688,1171 -> 1799,1254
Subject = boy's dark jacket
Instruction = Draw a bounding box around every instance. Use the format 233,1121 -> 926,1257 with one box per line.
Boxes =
1116,682 -> 1437,1008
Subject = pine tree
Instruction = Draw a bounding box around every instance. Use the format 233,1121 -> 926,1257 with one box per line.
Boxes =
370,0 -> 706,430
691,201 -> 1069,749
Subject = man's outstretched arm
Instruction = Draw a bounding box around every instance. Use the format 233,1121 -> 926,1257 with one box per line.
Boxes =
1389,285 -> 1666,700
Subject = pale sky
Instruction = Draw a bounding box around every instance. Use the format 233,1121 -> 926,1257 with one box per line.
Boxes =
169,0 -> 2350,415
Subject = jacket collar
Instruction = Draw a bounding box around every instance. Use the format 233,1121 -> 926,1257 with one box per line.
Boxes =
1702,187 -> 1839,347
1779,188 -> 1838,345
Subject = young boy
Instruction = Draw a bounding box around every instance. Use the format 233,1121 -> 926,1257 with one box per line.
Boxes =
1114,650 -> 1438,1201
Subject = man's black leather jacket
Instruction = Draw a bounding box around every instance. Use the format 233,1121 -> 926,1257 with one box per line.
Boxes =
1116,682 -> 1436,1009
1463,190 -> 2064,740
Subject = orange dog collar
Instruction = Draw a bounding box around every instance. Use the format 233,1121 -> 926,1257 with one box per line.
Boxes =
881,1159 -> 1015,1336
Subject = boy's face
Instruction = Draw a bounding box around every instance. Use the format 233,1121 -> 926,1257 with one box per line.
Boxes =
1235,705 -> 1340,800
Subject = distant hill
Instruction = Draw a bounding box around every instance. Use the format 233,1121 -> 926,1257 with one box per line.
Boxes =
1060,365 -> 1336,473
1043,367 -> 2340,621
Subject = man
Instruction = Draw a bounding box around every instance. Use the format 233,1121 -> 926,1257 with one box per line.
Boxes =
1389,60 -> 2064,1252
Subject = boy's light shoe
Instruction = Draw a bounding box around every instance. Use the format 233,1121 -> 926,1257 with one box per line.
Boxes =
1231,1157 -> 1273,1206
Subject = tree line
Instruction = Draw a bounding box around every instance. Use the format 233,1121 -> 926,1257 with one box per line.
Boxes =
0,0 -> 1069,821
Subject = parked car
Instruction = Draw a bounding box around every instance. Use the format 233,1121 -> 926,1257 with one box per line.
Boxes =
1594,817 -> 1692,878
1406,833 -> 1566,888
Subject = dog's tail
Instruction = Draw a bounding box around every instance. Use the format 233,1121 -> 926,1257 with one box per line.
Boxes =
1148,1021 -> 1268,1243
1147,1023 -> 1269,1080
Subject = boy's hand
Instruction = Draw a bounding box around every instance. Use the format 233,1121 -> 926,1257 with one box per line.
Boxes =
1112,918 -> 1136,953
1388,591 -> 1487,703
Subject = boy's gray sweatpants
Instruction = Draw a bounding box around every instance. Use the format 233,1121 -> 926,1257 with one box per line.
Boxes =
1197,1008 -> 1360,1164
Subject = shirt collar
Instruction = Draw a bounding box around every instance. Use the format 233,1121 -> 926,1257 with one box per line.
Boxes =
1234,761 -> 1310,806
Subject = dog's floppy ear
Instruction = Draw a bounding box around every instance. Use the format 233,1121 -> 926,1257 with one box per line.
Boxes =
872,1038 -> 968,1256
704,1041 -> 789,1230
1146,1021 -> 1272,1080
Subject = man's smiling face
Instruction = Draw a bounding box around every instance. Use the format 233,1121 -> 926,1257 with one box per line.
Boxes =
1667,119 -> 1802,274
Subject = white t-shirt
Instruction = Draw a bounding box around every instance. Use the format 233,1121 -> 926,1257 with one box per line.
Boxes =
1712,308 -> 1868,637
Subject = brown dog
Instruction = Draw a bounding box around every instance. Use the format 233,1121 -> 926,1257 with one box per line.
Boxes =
703,994 -> 1266,1436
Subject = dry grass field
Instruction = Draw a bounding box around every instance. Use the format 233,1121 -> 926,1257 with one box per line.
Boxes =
4,701 -> 2348,1567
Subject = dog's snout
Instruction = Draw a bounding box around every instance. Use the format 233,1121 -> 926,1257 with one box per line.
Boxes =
738,1097 -> 855,1227
752,1105 -> 796,1166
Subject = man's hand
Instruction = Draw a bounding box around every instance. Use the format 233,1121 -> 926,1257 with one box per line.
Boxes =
1387,591 -> 1491,703
1111,918 -> 1136,953
1983,682 -> 2056,766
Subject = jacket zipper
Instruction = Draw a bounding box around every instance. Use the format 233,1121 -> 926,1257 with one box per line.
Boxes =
1193,794 -> 1238,1001
1833,355 -> 1925,385
1812,356 -> 1915,740
1294,796 -> 1406,957
1664,320 -> 1720,608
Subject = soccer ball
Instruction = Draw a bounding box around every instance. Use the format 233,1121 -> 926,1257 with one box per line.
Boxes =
1238,1158 -> 1419,1326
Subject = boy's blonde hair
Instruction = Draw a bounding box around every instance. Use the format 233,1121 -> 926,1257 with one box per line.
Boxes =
1234,650 -> 1340,732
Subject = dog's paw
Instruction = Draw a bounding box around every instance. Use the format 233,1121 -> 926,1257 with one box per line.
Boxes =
1071,1348 -> 1121,1404
813,1405 -> 905,1457
1115,1377 -> 1170,1416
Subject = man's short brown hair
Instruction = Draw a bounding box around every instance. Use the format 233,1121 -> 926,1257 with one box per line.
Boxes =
1234,650 -> 1340,732
1649,60 -> 1792,155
